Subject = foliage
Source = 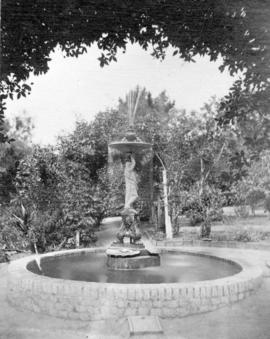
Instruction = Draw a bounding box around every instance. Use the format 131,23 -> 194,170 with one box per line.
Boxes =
234,205 -> 250,218
0,251 -> 9,263
0,207 -> 27,251
97,164 -> 125,216
264,196 -> 270,214
212,228 -> 270,243
233,229 -> 253,242
5,90 -> 174,251
2,1 -> 269,86
232,110 -> 270,160
2,87 -> 269,247
12,143 -> 102,251
154,100 -> 238,236
0,115 -> 33,204
57,88 -> 173,222
57,116 -> 126,221
161,100 -> 247,196
2,0 -> 270,142
7,202 -> 66,253
232,150 -> 270,215
15,145 -> 63,212
186,184 -> 224,225
246,189 -> 265,215
60,174 -> 98,234
168,180 -> 224,238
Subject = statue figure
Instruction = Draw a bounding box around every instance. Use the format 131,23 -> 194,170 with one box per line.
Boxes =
113,153 -> 142,245
124,153 -> 138,209
116,209 -> 141,244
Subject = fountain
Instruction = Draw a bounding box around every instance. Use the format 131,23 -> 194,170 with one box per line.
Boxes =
106,125 -> 160,269
6,89 -> 263,321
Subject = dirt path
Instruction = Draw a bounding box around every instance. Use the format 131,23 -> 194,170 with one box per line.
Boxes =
95,217 -> 121,247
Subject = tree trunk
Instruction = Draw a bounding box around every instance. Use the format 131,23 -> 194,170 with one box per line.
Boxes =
163,169 -> 173,239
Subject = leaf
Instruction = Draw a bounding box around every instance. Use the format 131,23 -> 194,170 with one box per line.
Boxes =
12,214 -> 24,225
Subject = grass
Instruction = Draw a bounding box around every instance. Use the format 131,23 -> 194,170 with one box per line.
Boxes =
171,207 -> 270,243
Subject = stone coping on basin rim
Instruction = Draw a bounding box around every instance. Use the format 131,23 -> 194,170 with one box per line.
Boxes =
152,238 -> 270,251
7,247 -> 263,321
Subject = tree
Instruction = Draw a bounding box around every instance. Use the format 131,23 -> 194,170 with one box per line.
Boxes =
12,142 -> 102,251
156,98 -> 247,235
15,145 -> 63,212
232,150 -> 270,215
0,114 -> 33,203
57,88 -> 175,218
1,0 -> 270,140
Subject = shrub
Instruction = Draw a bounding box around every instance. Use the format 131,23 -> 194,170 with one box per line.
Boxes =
233,229 -> 253,242
182,200 -> 204,226
0,207 -> 27,250
12,145 -> 104,251
211,229 -> 270,242
246,189 -> 266,215
0,250 -> 9,263
189,212 -> 204,226
15,146 -> 63,212
232,229 -> 270,242
28,209 -> 67,253
208,208 -> 223,222
180,185 -> 224,232
234,205 -> 250,218
4,201 -> 67,253
80,230 -> 98,247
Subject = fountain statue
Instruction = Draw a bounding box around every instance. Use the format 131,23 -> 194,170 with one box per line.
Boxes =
124,153 -> 138,209
106,89 -> 160,269
115,152 -> 141,244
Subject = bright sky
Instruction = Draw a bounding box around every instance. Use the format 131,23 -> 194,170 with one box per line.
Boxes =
6,43 -> 235,145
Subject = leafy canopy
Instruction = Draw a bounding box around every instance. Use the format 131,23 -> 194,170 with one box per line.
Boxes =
1,0 -> 270,136
2,0 -> 270,85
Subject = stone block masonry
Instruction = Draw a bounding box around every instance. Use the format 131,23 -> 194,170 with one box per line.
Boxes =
7,247 -> 263,321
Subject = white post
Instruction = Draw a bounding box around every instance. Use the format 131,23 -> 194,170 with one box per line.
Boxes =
75,230 -> 80,248
162,169 -> 173,239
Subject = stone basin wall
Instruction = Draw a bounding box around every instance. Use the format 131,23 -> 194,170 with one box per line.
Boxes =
7,247 -> 262,321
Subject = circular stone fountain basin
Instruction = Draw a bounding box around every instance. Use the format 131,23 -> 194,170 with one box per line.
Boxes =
7,247 -> 263,321
27,251 -> 241,284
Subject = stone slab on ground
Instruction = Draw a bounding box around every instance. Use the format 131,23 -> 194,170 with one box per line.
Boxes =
128,316 -> 163,336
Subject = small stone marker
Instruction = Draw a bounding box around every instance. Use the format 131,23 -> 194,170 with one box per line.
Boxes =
128,316 -> 163,336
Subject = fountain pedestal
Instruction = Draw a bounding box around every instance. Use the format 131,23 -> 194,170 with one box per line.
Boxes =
106,243 -> 160,270
116,208 -> 141,243
106,208 -> 160,269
